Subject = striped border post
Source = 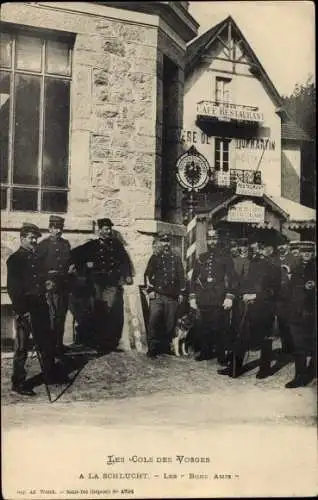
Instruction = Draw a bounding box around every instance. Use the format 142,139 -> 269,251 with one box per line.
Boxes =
186,215 -> 197,280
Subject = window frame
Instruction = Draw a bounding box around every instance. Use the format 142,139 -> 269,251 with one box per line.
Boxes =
0,25 -> 73,213
215,76 -> 231,104
215,137 -> 230,172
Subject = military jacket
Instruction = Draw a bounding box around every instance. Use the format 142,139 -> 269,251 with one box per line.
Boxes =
271,253 -> 300,299
288,259 -> 315,319
190,250 -> 236,307
239,255 -> 281,302
37,236 -> 71,281
7,247 -> 46,314
71,237 -> 133,287
144,250 -> 186,299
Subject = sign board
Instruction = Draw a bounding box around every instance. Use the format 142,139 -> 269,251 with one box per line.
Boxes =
215,171 -> 231,187
227,200 -> 265,223
176,146 -> 211,192
197,101 -> 264,123
236,181 -> 264,197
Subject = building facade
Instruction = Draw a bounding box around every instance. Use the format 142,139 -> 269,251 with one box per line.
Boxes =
181,16 -> 315,256
0,1 -> 198,348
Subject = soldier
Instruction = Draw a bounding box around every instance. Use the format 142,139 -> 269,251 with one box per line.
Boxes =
189,228 -> 236,362
218,233 -> 281,378
71,218 -> 133,352
7,223 -> 66,396
144,233 -> 186,358
37,215 -> 72,356
271,233 -> 299,355
289,240 -> 301,258
285,241 -> 316,388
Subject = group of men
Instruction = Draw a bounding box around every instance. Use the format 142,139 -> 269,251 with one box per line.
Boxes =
6,215 -> 316,397
144,229 -> 316,389
7,216 -> 133,396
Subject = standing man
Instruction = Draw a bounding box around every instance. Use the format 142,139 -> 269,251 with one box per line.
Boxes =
37,215 -> 72,356
285,242 -> 316,388
271,233 -> 298,355
7,223 -> 61,396
219,234 -> 281,378
71,218 -> 133,352
189,228 -> 236,362
144,233 -> 186,358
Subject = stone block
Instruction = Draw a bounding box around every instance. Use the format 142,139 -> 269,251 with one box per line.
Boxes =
91,134 -> 112,160
136,118 -> 155,137
102,37 -> 126,57
134,153 -> 155,174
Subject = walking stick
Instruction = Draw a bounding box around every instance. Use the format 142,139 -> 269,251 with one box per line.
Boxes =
27,315 -> 52,403
232,300 -> 250,378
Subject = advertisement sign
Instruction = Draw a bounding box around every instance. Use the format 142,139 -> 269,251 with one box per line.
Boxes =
216,171 -> 231,187
197,101 -> 264,123
236,181 -> 264,197
227,200 -> 265,223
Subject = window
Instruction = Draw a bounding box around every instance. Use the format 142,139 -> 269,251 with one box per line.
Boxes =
0,30 -> 72,212
215,138 -> 230,172
215,77 -> 231,103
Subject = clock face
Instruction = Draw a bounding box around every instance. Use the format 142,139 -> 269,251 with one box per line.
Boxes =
176,149 -> 211,191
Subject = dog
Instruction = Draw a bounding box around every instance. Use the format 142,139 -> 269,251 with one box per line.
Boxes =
171,309 -> 196,357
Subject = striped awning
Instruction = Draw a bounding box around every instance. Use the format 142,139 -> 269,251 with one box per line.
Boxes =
284,220 -> 316,230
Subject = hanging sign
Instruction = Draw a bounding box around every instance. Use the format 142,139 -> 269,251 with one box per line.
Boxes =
227,200 -> 265,223
236,181 -> 264,197
176,145 -> 212,192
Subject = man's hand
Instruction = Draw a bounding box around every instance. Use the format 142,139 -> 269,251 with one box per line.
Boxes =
222,298 -> 233,310
148,291 -> 156,300
45,280 -> 54,291
68,264 -> 77,274
242,293 -> 256,303
125,276 -> 133,285
178,294 -> 184,305
305,280 -> 315,290
189,297 -> 197,310
86,261 -> 94,269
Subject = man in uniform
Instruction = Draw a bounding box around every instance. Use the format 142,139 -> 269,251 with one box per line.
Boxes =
271,233 -> 299,355
289,240 -> 301,258
189,228 -> 236,362
144,233 -> 186,358
7,223 -> 64,396
37,215 -> 72,356
218,234 -> 281,378
285,241 -> 316,388
71,218 -> 133,352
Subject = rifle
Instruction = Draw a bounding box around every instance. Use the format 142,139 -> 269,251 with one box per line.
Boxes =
22,314 -> 52,403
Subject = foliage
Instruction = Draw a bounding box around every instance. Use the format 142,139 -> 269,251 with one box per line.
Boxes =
282,74 -> 316,138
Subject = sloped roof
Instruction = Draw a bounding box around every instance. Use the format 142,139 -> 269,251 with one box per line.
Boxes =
268,195 -> 316,222
186,15 -> 311,143
281,120 -> 312,142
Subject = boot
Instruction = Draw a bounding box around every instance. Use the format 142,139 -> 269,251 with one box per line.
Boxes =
285,354 -> 308,388
256,340 -> 272,379
217,354 -> 244,378
11,383 -> 36,396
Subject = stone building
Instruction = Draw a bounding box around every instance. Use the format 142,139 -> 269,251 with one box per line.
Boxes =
181,15 -> 315,257
0,1 -> 199,348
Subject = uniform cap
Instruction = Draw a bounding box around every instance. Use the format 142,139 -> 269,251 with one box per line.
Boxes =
299,241 -> 315,252
20,222 -> 42,238
97,218 -> 114,229
158,233 -> 171,243
49,215 -> 65,228
289,240 -> 300,247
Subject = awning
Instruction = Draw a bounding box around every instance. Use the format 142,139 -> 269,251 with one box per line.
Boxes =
267,195 -> 316,230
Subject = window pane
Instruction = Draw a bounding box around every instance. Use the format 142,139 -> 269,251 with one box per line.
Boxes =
13,74 -> 40,185
42,77 -> 70,187
0,71 -> 10,183
46,40 -> 71,76
12,188 -> 38,211
1,187 -> 7,209
42,190 -> 67,212
0,33 -> 12,68
16,35 -> 42,72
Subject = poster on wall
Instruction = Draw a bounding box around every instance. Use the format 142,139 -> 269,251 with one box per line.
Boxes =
227,200 -> 265,222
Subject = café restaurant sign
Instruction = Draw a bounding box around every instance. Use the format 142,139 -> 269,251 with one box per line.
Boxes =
227,200 -> 265,223
197,100 -> 264,123
236,181 -> 264,197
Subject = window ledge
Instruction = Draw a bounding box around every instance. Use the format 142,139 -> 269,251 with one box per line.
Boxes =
135,218 -> 186,237
1,211 -> 93,232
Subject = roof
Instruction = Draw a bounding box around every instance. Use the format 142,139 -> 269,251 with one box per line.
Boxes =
267,195 -> 316,223
186,15 -> 310,143
281,120 -> 312,142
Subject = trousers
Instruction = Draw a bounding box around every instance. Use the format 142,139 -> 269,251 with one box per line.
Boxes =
46,290 -> 69,351
12,295 -> 55,386
147,294 -> 179,354
93,284 -> 124,351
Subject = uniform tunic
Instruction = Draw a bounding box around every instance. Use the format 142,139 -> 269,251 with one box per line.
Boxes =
288,258 -> 316,355
37,236 -> 72,349
190,250 -> 236,358
144,249 -> 186,354
7,247 -> 54,385
71,237 -> 133,350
